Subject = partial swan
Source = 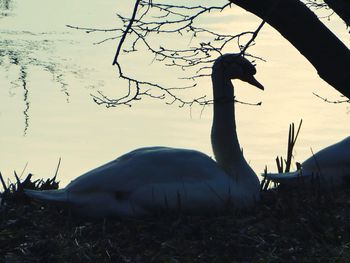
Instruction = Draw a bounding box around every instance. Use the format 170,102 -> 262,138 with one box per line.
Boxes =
265,137 -> 350,188
25,54 -> 264,217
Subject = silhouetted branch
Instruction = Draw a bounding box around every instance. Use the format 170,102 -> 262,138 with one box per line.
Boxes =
70,1 -> 265,108
305,0 -> 350,26
112,0 -> 142,66
312,92 -> 350,104
305,0 -> 328,9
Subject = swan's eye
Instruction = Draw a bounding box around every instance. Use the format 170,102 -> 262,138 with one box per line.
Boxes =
245,64 -> 257,76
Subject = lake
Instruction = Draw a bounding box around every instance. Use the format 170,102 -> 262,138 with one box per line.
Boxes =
0,0 -> 349,186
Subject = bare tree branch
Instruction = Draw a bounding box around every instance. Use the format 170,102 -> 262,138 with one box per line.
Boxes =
69,1 -> 265,108
305,0 -> 350,27
112,0 -> 142,66
313,92 -> 350,104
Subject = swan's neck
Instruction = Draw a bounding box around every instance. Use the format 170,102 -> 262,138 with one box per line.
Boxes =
211,69 -> 245,174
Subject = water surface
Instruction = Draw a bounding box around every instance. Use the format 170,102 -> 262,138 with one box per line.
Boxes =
0,0 -> 349,186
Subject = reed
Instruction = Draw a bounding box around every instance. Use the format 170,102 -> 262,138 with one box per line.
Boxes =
260,119 -> 303,190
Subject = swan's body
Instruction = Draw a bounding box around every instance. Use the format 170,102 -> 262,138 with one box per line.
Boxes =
266,137 -> 350,188
25,54 -> 264,217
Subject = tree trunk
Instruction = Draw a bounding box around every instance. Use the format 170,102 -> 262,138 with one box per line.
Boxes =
230,0 -> 350,99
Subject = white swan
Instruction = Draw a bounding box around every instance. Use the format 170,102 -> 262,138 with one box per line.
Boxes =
265,137 -> 350,188
25,54 -> 264,217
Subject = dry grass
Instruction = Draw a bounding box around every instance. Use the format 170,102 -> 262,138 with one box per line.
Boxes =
2,122 -> 349,262
1,173 -> 350,262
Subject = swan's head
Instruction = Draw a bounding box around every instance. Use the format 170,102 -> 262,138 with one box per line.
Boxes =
214,54 -> 264,90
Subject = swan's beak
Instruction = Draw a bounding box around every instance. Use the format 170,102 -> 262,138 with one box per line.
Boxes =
245,75 -> 264,90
